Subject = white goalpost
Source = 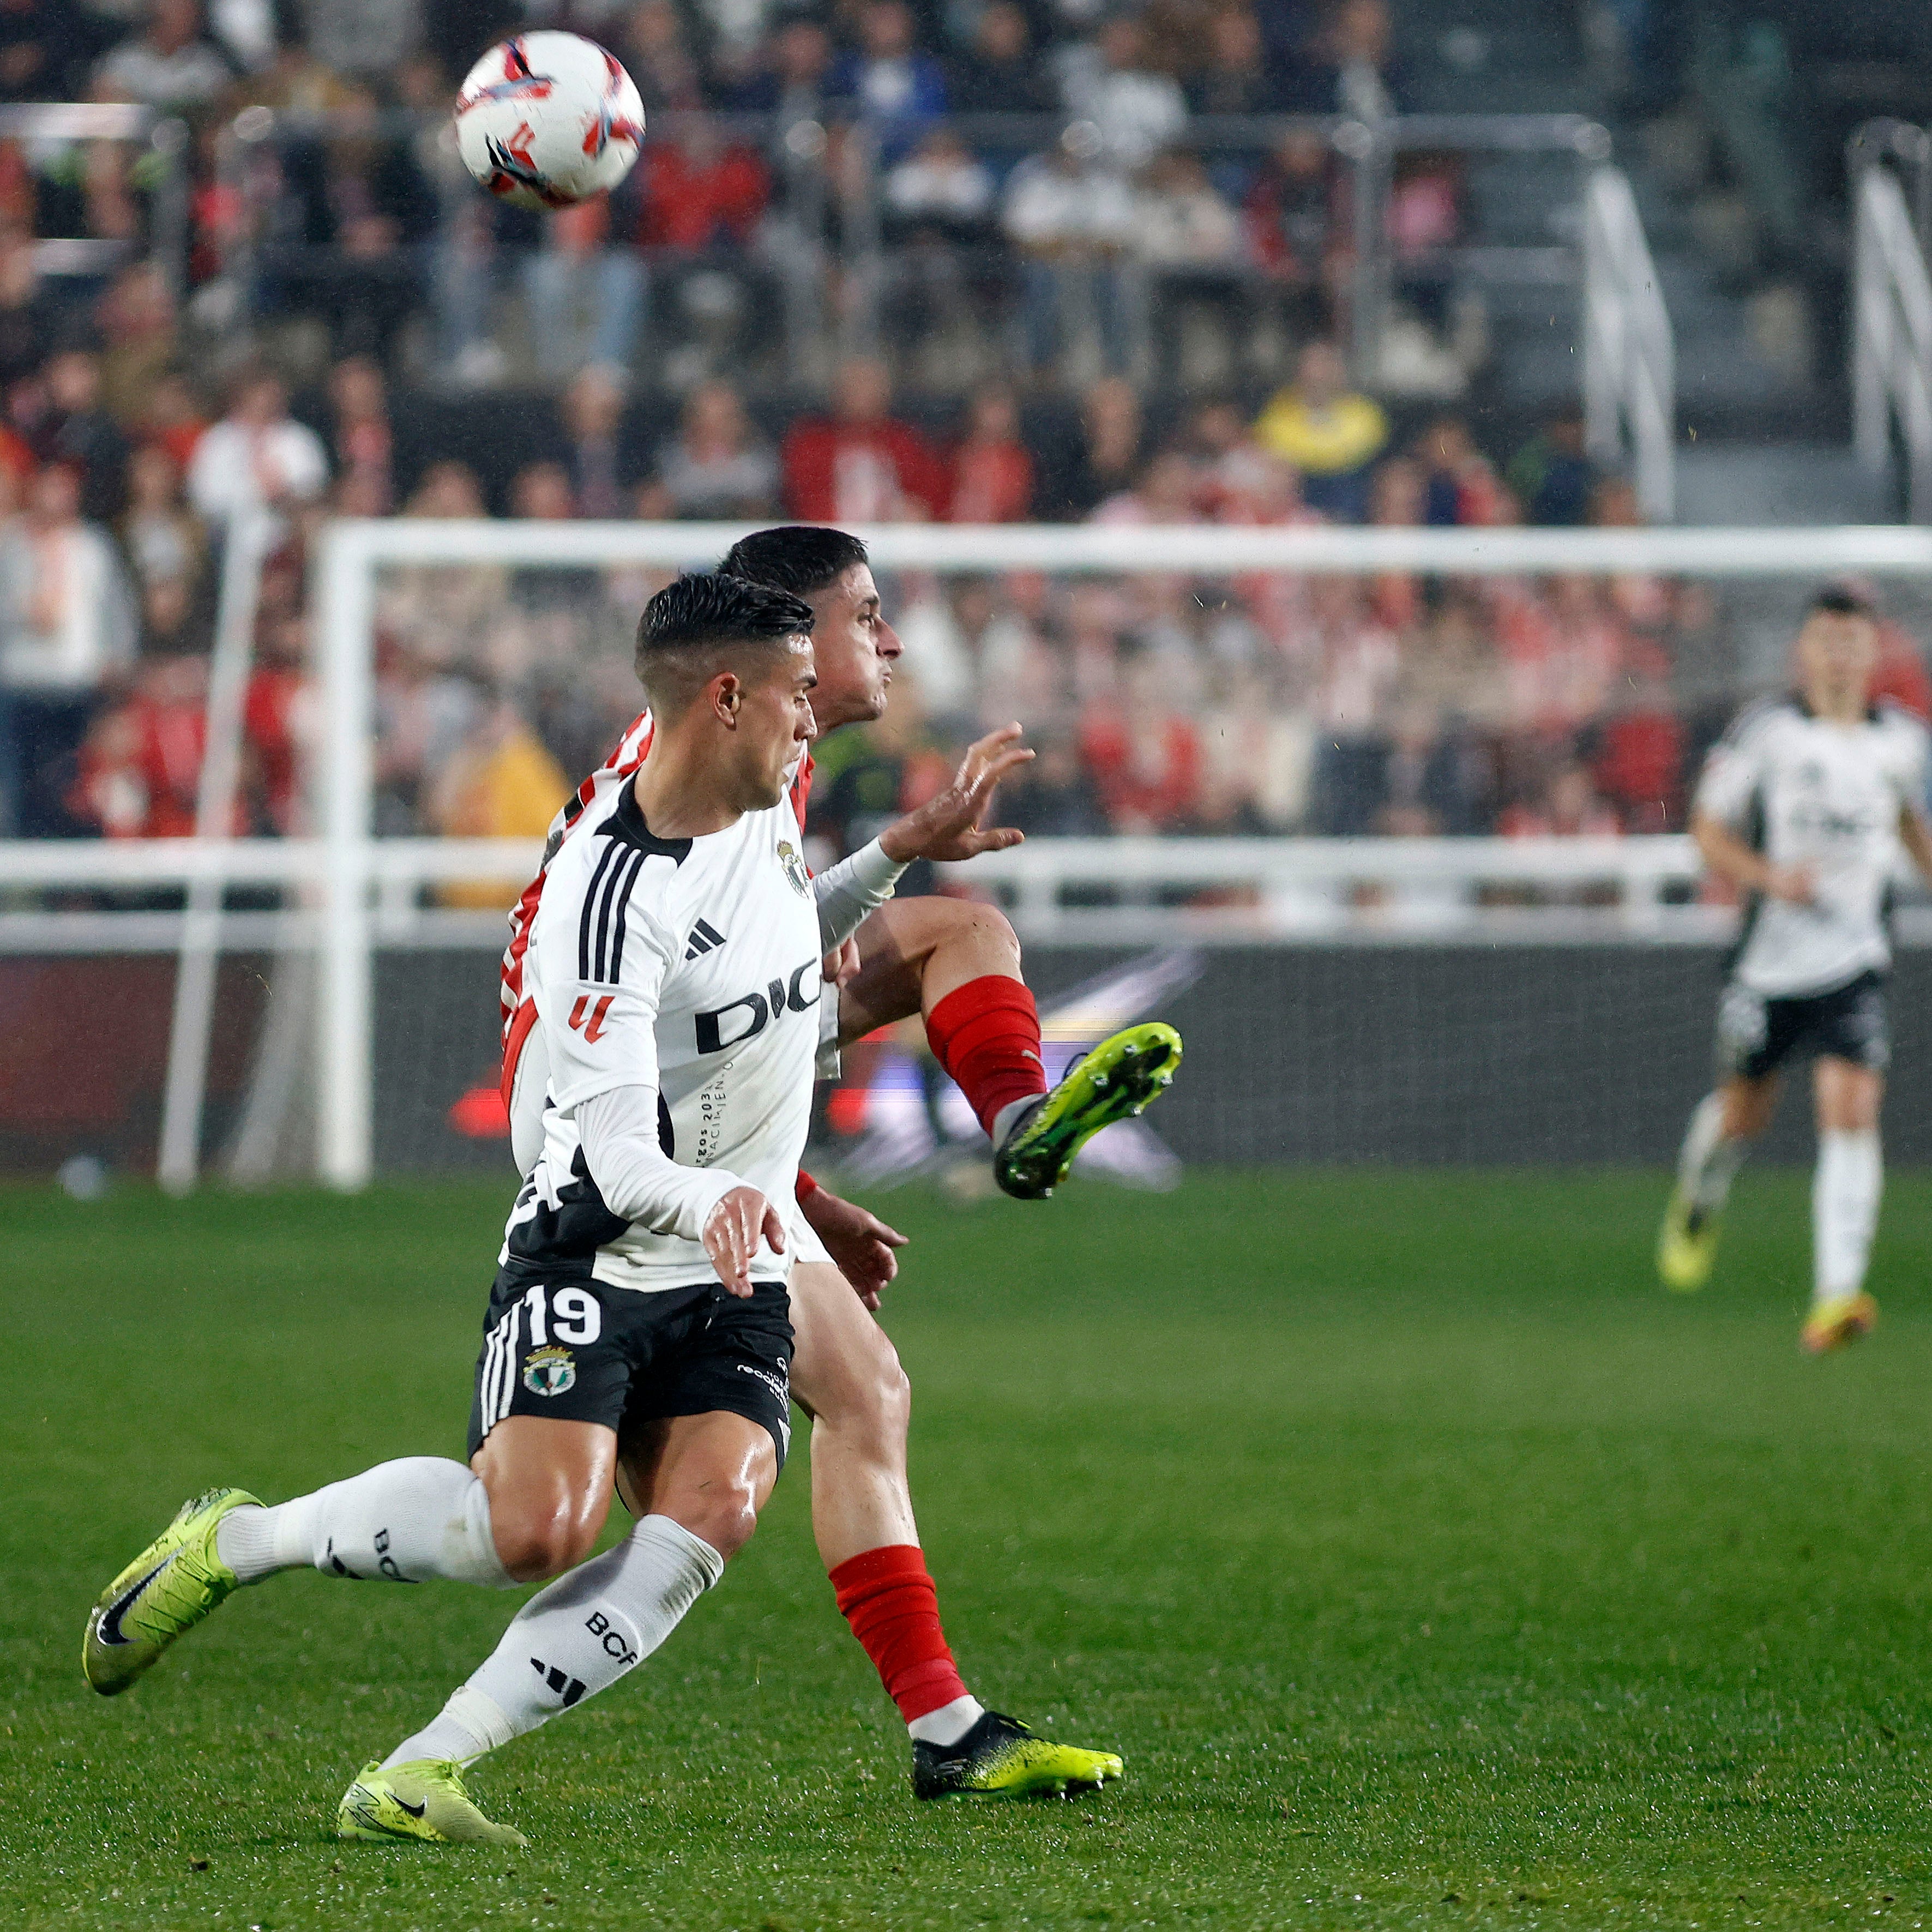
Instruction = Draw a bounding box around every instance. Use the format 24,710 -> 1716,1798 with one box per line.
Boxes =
10,517 -> 1932,1191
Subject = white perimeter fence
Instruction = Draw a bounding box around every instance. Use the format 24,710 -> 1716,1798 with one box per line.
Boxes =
12,520 -> 1932,1190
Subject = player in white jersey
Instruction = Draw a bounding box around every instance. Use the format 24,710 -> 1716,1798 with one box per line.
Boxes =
80,575 -> 1033,1846
1659,586 -> 1932,1352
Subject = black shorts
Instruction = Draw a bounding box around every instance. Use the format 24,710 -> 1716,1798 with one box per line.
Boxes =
1716,969 -> 1891,1082
467,1271 -> 794,1468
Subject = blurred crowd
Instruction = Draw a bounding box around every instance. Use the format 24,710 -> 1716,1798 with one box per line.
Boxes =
2,0 -> 1925,851
14,0 -> 1453,392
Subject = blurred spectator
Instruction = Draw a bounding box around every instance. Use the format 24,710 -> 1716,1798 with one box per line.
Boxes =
558,364 -> 631,521
1415,413 -> 1508,526
27,351 -> 131,525
1135,150 -> 1242,268
119,442 -> 207,603
1092,446 -> 1201,525
1285,0 -> 1403,119
1051,375 -> 1145,519
402,459 -> 487,519
1187,6 -> 1281,115
636,378 -> 779,521
1253,340 -> 1387,522
0,0 -> 94,103
1243,128 -> 1342,344
884,126 -> 994,243
1592,678 -> 1684,832
1003,130 -> 1139,379
139,370 -> 208,473
718,12 -> 833,119
637,122 -> 771,251
267,88 -> 442,366
510,461 -> 576,522
830,1 -> 948,160
187,365 -> 329,534
94,263 -> 179,432
1499,761 -> 1621,838
244,607 -> 310,835
1506,410 -> 1597,528
92,0 -> 232,110
72,649 -> 207,840
0,230 -> 55,391
946,2 -> 1057,117
303,0 -> 423,82
781,357 -> 944,522
428,694 -> 571,906
1001,729 -> 1108,834
1058,13 -> 1187,172
326,356 -> 394,516
0,464 -> 137,837
618,0 -> 706,113
522,199 -> 648,381
1079,655 -> 1202,832
946,384 -> 1033,523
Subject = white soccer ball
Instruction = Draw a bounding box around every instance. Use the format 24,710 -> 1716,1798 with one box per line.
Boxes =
454,32 -> 645,212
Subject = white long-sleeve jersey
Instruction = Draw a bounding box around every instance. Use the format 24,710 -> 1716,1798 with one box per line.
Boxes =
499,774 -> 823,1293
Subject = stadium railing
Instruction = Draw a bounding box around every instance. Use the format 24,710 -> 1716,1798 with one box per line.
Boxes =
1851,121 -> 1932,524
8,519 -> 1932,1189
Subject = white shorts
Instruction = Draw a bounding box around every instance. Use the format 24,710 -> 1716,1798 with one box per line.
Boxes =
790,1197 -> 832,1267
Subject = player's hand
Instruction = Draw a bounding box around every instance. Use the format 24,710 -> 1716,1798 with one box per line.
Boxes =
702,1185 -> 785,1299
877,725 -> 1033,865
822,935 -> 863,990
799,1185 -> 908,1311
1764,862 -> 1817,905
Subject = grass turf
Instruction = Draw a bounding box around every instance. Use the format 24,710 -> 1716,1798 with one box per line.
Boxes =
4,1169 -> 1932,1930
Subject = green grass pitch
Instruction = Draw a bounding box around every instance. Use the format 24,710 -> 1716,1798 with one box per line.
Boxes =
6,1169 -> 1932,1930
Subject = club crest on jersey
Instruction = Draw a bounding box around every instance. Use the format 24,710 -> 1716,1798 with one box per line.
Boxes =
522,1345 -> 577,1397
777,839 -> 810,898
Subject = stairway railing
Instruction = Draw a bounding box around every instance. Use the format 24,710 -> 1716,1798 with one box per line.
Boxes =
1581,166 -> 1676,523
1851,129 -> 1932,523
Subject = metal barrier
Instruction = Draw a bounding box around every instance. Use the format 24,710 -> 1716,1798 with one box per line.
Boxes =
1852,125 -> 1932,525
1581,166 -> 1675,524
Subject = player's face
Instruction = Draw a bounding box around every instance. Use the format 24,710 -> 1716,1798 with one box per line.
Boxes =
805,565 -> 900,729
733,634 -> 818,805
1797,612 -> 1877,708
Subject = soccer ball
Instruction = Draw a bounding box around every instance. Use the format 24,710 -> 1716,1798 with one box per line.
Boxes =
454,32 -> 645,212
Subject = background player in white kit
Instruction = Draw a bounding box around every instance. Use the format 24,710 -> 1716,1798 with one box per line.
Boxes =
80,574 -> 1033,1846
1659,586 -> 1932,1352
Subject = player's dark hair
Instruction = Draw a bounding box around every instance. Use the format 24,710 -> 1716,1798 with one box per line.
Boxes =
1811,583 -> 1879,622
634,571 -> 815,712
717,525 -> 869,599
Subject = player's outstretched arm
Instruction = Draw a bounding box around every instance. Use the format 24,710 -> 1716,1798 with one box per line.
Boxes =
1691,808 -> 1814,904
878,724 -> 1034,865
796,1182 -> 907,1310
702,1185 -> 787,1299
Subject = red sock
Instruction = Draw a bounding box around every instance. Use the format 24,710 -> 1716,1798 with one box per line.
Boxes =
925,977 -> 1048,1139
829,1544 -> 970,1724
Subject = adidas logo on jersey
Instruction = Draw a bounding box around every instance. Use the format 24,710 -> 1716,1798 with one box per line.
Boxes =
684,918 -> 726,961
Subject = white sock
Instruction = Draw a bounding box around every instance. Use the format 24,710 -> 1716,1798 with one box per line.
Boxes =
381,1514 -> 724,1768
1813,1128 -> 1882,1303
1677,1091 -> 1750,1211
908,1693 -> 986,1747
215,1458 -> 512,1588
991,1095 -> 1043,1149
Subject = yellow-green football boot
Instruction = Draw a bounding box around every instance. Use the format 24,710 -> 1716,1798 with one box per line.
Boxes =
336,1759 -> 526,1847
1657,1188 -> 1720,1293
1802,1291 -> 1879,1356
913,1710 -> 1123,1799
993,1022 -> 1183,1200
83,1486 -> 259,1695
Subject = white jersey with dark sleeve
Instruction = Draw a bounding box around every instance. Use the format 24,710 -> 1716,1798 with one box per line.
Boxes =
501,774 -> 824,1293
1695,695 -> 1930,998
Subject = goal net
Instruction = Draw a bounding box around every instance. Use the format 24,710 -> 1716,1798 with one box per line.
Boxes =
8,520 -> 1932,1190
